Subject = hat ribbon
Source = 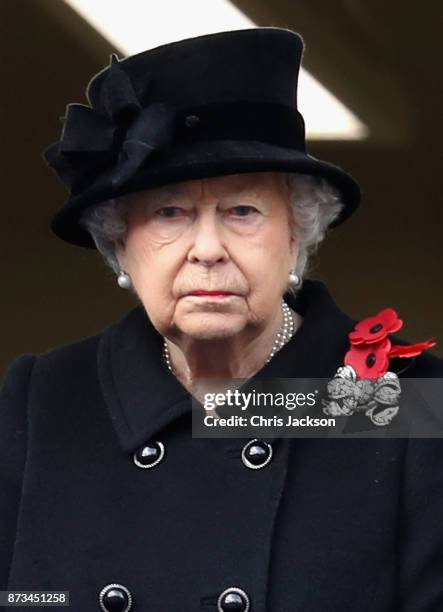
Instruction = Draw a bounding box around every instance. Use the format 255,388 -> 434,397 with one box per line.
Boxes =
43,53 -> 177,194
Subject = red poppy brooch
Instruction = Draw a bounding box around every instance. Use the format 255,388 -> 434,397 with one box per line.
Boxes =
322,308 -> 436,426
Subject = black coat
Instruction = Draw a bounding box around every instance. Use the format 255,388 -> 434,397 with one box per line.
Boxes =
1,279 -> 443,612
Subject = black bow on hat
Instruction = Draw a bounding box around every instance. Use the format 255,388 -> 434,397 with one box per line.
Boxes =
43,27 -> 362,249
44,54 -> 177,194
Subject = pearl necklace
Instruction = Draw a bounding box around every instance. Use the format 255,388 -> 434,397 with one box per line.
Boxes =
162,299 -> 297,375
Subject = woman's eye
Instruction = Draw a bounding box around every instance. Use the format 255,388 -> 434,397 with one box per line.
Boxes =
155,206 -> 184,218
229,205 -> 258,217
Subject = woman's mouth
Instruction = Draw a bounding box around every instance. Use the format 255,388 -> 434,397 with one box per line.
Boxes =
186,291 -> 236,298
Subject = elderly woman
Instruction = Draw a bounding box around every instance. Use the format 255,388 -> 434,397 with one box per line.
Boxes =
86,171 -> 321,391
1,27 -> 443,612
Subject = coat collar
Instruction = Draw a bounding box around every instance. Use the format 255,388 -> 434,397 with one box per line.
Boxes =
97,279 -> 357,453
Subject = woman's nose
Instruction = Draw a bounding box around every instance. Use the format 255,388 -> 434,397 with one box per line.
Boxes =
187,209 -> 228,265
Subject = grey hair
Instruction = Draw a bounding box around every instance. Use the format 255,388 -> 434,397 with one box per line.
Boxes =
79,172 -> 344,297
283,173 -> 344,296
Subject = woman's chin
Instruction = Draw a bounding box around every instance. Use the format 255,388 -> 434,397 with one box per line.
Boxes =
176,313 -> 246,340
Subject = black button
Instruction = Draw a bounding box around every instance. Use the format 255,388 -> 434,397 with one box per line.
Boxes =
184,114 -> 200,128
241,438 -> 272,469
133,440 -> 165,468
217,587 -> 250,611
99,583 -> 132,612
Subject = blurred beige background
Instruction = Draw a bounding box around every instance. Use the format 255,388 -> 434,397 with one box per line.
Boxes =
1,0 -> 442,376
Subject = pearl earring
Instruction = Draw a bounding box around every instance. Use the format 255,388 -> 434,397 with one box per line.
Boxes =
117,270 -> 132,289
288,270 -> 300,287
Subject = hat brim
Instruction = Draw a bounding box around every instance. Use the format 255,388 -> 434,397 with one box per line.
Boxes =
50,139 -> 361,249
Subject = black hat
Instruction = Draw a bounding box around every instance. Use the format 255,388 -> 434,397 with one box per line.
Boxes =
43,27 -> 362,249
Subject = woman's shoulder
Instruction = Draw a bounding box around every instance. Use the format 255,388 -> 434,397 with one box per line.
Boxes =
1,308 -> 137,390
409,349 -> 443,376
2,334 -> 99,386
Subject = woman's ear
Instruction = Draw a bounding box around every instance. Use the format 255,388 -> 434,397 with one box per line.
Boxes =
289,235 -> 299,263
114,238 -> 126,267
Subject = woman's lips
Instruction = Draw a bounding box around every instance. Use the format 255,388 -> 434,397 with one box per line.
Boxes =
186,291 -> 236,297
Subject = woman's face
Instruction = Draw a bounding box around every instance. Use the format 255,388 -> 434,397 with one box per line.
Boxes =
116,171 -> 299,341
